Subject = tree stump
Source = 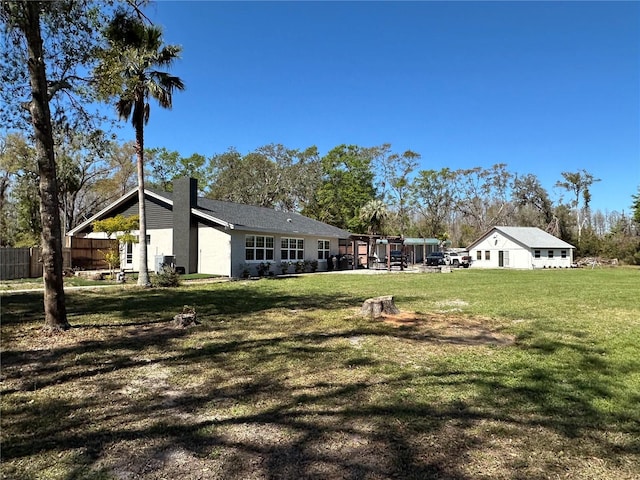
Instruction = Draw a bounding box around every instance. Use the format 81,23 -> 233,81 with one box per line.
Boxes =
172,306 -> 199,328
360,295 -> 400,318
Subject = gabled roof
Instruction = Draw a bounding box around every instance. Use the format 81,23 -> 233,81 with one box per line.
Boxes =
67,188 -> 168,236
469,226 -> 575,250
68,188 -> 352,239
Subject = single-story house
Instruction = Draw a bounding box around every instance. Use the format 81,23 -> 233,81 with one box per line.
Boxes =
467,226 -> 575,269
67,177 -> 352,278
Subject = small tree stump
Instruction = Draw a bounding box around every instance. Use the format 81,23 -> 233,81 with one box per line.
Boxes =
360,295 -> 400,318
173,313 -> 198,327
173,306 -> 199,328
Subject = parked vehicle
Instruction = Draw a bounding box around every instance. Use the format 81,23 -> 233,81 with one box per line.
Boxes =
426,252 -> 448,266
388,250 -> 408,268
446,251 -> 472,268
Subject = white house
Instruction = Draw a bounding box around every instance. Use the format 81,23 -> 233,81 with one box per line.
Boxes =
67,178 -> 353,278
467,226 -> 575,269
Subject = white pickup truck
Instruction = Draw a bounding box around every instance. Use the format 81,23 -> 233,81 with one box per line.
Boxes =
446,251 -> 472,268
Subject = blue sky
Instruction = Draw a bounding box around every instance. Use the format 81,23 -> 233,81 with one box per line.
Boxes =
136,1 -> 639,214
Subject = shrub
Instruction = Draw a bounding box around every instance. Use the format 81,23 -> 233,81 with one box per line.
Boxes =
153,265 -> 181,287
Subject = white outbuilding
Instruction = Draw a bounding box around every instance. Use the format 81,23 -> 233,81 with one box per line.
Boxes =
467,226 -> 575,269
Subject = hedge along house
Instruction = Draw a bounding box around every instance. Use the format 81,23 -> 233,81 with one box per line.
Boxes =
67,178 -> 353,278
467,226 -> 575,269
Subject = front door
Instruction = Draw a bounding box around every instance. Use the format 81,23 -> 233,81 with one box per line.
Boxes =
498,251 -> 504,267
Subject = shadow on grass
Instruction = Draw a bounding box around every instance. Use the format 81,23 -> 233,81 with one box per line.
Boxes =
1,282 -> 639,479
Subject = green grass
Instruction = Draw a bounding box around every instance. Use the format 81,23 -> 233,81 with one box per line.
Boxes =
0,276 -> 118,291
0,272 -> 220,291
1,268 -> 639,479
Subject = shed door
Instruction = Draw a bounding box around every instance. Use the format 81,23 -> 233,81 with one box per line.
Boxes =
498,251 -> 504,267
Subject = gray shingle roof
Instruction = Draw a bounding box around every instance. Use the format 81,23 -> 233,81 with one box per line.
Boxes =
494,226 -> 574,249
156,191 -> 351,238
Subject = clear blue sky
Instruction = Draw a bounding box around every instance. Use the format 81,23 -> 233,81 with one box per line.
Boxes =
136,1 -> 639,214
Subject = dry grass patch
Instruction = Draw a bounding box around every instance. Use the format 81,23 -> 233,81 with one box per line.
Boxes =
374,310 -> 516,347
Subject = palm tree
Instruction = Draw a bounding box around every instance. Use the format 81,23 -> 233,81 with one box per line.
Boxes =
101,14 -> 184,286
359,199 -> 389,235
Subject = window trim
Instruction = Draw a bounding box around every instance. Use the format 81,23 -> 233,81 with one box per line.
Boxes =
317,239 -> 330,261
281,237 -> 305,261
245,234 -> 274,262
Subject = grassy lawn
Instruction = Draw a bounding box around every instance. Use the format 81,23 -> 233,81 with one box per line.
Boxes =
0,276 -> 115,291
1,269 -> 639,479
0,273 -> 221,291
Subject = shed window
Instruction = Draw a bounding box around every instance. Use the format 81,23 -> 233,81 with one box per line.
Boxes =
281,237 -> 304,261
534,250 -> 541,258
561,250 -> 567,258
246,235 -> 274,261
485,250 -> 490,261
476,250 -> 482,261
548,250 -> 554,258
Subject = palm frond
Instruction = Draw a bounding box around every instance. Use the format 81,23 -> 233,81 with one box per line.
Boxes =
116,98 -> 133,121
143,102 -> 150,125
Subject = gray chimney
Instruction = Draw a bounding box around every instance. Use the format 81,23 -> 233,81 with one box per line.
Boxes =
172,177 -> 198,273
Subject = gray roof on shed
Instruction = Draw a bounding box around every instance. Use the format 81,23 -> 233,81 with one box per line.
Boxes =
488,226 -> 575,249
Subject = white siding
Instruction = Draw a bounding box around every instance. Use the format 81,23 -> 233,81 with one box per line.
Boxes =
470,231 -> 534,269
146,229 -> 173,271
198,226 -> 232,276
83,226 -> 347,277
470,229 -> 573,269
230,231 -> 343,277
531,248 -> 573,269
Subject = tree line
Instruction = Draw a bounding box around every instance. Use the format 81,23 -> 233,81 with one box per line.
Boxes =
3,133 -> 640,263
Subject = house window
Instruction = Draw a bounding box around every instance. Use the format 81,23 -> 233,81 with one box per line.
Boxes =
281,237 -> 304,261
318,240 -> 330,260
246,235 -> 274,261
485,250 -> 490,260
476,250 -> 482,261
561,250 -> 567,258
534,250 -> 541,258
548,250 -> 554,258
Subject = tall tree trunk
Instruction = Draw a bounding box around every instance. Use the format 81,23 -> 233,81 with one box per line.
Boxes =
134,100 -> 151,287
23,2 -> 69,330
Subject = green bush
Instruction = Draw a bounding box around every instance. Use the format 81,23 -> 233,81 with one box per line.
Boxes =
153,265 -> 181,287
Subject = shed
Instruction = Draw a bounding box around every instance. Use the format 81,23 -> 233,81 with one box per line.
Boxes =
467,226 -> 575,269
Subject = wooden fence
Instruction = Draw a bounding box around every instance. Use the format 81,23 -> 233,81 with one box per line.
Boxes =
1,239 -> 117,280
67,237 -> 117,271
0,247 -> 34,280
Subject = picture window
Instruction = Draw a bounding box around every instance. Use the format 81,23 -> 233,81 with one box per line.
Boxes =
246,235 -> 274,261
317,240 -> 330,260
281,237 -> 304,261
